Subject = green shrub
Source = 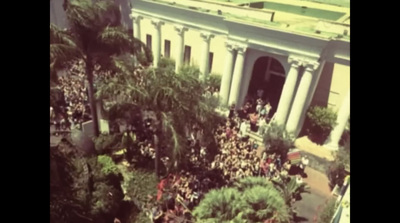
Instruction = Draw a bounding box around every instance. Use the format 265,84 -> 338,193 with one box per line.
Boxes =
263,123 -> 294,161
158,57 -> 176,69
306,106 -> 337,144
97,155 -> 120,175
93,133 -> 122,155
206,74 -> 222,90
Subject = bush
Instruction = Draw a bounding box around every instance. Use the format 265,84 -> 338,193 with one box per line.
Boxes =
263,123 -> 294,161
327,140 -> 349,189
193,177 -> 291,222
206,74 -> 222,90
306,106 -> 337,144
316,198 -> 337,223
93,133 -> 122,155
158,57 -> 176,69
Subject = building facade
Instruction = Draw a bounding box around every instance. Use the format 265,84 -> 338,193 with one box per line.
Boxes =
131,0 -> 350,149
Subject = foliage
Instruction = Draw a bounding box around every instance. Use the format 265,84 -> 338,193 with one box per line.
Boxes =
93,133 -> 123,154
87,155 -> 124,223
263,123 -> 294,161
159,57 -> 176,69
327,140 -> 349,188
50,142 -> 92,223
271,177 -> 310,206
317,198 -> 337,223
97,155 -> 120,175
193,177 -> 291,223
96,63 -> 221,170
205,74 -> 222,90
124,169 -> 158,204
306,106 -> 337,144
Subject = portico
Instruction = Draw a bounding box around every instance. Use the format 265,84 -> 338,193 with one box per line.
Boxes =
131,0 -> 350,140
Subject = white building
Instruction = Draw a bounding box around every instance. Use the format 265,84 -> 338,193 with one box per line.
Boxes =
131,0 -> 350,149
50,0 -> 350,150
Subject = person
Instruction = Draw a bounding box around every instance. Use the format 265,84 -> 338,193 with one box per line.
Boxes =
239,120 -> 249,139
300,155 -> 309,175
113,218 -> 121,223
257,89 -> 264,98
265,102 -> 272,119
296,174 -> 303,184
249,112 -> 258,132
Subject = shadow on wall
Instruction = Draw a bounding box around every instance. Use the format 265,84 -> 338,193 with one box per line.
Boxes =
310,62 -> 334,108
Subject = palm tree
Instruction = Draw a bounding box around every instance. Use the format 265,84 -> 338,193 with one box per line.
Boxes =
50,0 -> 150,136
193,177 -> 291,222
96,63 -> 222,177
271,177 -> 311,206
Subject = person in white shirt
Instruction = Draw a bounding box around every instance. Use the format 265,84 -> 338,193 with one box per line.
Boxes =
300,155 -> 309,174
239,120 -> 249,139
296,174 -> 303,184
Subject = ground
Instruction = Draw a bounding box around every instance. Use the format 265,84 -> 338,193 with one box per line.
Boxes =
293,167 -> 332,222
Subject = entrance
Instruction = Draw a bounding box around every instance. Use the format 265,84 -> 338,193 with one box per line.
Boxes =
247,56 -> 285,117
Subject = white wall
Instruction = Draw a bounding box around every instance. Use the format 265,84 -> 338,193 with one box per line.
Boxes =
50,0 -> 68,29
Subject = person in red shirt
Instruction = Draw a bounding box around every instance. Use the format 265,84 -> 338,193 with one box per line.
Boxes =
156,177 -> 169,201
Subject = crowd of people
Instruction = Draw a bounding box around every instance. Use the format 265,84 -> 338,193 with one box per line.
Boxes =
50,59 -> 124,134
51,60 -> 91,133
144,95 -> 310,222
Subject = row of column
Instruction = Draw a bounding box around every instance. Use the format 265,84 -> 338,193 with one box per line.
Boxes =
219,42 -> 247,109
130,13 -> 214,80
271,57 -> 320,136
272,56 -> 349,150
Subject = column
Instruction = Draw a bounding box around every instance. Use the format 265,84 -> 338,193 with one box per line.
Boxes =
174,25 -> 188,73
219,42 -> 235,106
273,57 -> 302,126
324,91 -> 350,150
296,60 -> 326,136
228,45 -> 246,108
199,32 -> 214,81
286,61 -> 319,134
151,19 -> 164,68
129,14 -> 142,40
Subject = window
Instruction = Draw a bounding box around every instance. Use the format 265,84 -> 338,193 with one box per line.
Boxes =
184,45 -> 191,64
209,52 -> 214,73
164,40 -> 171,58
146,34 -> 152,50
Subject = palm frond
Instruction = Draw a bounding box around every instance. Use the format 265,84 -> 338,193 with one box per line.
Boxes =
98,26 -> 133,53
50,24 -> 78,47
50,44 -> 82,63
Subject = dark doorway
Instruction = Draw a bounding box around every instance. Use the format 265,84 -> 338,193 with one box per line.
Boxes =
247,56 -> 285,117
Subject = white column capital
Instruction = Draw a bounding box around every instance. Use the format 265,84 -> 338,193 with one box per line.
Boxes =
225,41 -> 236,52
151,19 -> 165,29
200,32 -> 215,42
303,61 -> 320,72
235,45 -> 247,54
288,56 -> 303,68
129,13 -> 143,22
174,25 -> 188,36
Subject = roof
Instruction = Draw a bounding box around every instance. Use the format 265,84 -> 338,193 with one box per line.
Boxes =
151,0 -> 350,40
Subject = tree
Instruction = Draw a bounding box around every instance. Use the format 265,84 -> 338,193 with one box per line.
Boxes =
271,177 -> 310,206
193,177 -> 291,223
50,141 -> 92,223
96,63 -> 222,177
50,0 -> 150,136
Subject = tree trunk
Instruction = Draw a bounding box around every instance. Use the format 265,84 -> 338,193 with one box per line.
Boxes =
153,134 -> 160,178
86,60 -> 100,137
